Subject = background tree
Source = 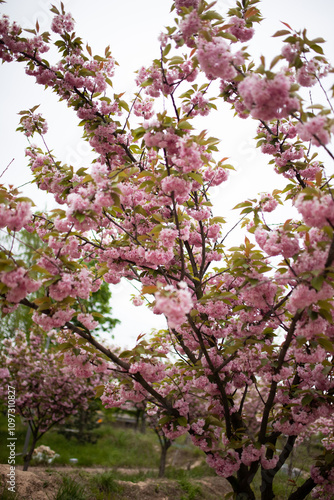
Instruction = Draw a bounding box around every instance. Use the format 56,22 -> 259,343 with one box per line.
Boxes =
0,330 -> 99,470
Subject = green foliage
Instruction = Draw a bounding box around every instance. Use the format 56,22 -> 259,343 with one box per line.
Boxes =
71,280 -> 119,336
0,486 -> 20,500
89,471 -> 124,498
178,477 -> 203,500
57,399 -> 102,444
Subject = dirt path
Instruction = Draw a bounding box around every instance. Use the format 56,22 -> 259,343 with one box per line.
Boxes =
0,463 -> 232,499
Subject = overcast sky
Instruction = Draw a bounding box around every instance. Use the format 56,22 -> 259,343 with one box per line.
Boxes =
1,0 -> 334,348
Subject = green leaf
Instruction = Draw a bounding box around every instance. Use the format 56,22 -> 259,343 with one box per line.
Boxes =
217,32 -> 237,42
119,350 -> 132,358
163,44 -> 171,57
119,100 -> 129,112
169,56 -> 184,66
142,285 -> 158,295
210,216 -> 226,224
132,126 -> 146,140
270,54 -> 283,69
205,415 -> 224,427
311,275 -> 324,291
310,44 -> 324,54
178,120 -> 193,130
317,336 -> 334,352
318,309 -> 333,324
94,385 -> 105,398
187,172 -> 203,184
201,11 -> 223,21
272,29 -> 291,37
158,415 -> 172,426
177,416 -> 188,427
301,394 -> 313,406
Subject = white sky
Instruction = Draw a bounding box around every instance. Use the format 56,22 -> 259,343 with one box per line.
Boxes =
1,0 -> 334,348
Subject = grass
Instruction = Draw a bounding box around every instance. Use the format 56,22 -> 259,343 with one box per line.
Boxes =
54,476 -> 88,500
0,413 -> 324,499
178,477 -> 203,500
0,487 -> 20,500
89,471 -> 124,499
0,412 -> 161,468
41,425 -> 160,468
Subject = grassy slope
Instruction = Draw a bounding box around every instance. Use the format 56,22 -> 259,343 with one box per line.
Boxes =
0,413 -> 319,499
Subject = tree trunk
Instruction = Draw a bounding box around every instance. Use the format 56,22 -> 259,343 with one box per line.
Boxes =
288,478 -> 316,500
23,435 -> 38,471
158,438 -> 172,478
260,469 -> 275,500
140,411 -> 146,434
227,472 -> 256,500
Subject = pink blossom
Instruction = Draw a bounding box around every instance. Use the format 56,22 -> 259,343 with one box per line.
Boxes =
260,193 -> 278,212
241,444 -> 262,466
172,138 -> 204,173
154,282 -> 193,329
159,228 -> 178,248
175,0 -> 199,14
206,451 -> 241,477
227,16 -> 254,42
255,227 -> 299,258
32,308 -> 75,331
296,116 -> 330,146
145,248 -> 174,266
161,175 -> 192,203
132,296 -> 144,306
180,10 -> 201,43
77,313 -> 99,330
133,98 -> 154,119
197,37 -> 243,81
0,201 -> 32,231
287,283 -> 333,313
1,267 -> 40,303
203,167 -> 228,186
51,13 -> 75,34
281,43 -> 299,64
294,193 -> 334,228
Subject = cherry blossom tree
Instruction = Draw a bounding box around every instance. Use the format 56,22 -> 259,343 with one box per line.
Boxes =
0,330 -> 97,470
0,0 -> 334,498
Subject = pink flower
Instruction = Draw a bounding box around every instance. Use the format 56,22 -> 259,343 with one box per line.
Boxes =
255,227 -> 299,258
294,193 -> 334,228
175,0 -> 199,14
203,167 -> 228,186
197,37 -> 242,81
51,13 -> 75,34
287,283 -> 333,313
161,175 -> 192,203
159,228 -> 178,248
260,193 -> 278,212
238,73 -> 299,121
180,11 -> 201,42
132,296 -> 144,306
133,98 -> 154,119
296,116 -> 330,146
0,201 -> 32,231
227,16 -> 254,42
1,267 -> 40,303
154,282 -> 193,329
77,313 -> 99,330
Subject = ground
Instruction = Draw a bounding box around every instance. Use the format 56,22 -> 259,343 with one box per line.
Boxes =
0,464 -> 232,499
